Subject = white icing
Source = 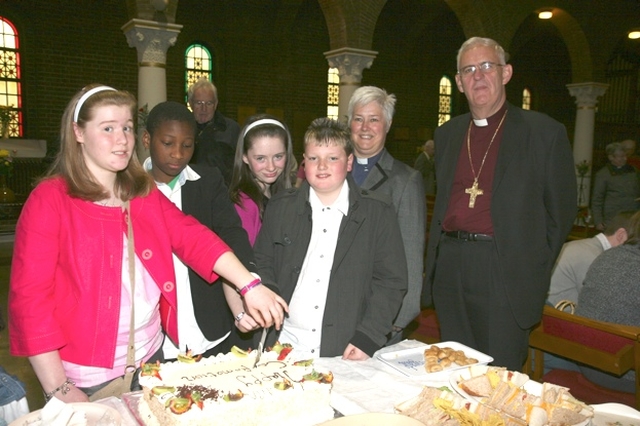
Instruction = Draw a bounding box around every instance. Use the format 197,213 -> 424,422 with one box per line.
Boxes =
138,351 -> 333,426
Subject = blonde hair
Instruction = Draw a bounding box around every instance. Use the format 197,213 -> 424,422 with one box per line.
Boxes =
45,83 -> 154,201
304,117 -> 352,156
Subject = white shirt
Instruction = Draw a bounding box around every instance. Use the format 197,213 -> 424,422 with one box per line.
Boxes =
595,232 -> 611,251
279,181 -> 349,358
143,158 -> 229,358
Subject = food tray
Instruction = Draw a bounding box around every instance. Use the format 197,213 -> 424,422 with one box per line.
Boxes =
591,403 -> 640,426
319,412 -> 425,426
449,365 -> 534,403
9,402 -> 122,426
375,341 -> 493,379
120,391 -> 145,425
449,366 -> 592,426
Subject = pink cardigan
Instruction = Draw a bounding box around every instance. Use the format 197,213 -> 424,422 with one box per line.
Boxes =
234,192 -> 262,246
9,178 -> 230,368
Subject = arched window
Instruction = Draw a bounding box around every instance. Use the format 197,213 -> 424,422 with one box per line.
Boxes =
327,67 -> 339,120
522,88 -> 531,110
0,17 -> 22,137
185,44 -> 213,101
438,76 -> 452,126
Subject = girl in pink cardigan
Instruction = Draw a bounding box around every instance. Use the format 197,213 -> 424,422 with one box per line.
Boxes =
8,85 -> 287,403
228,114 -> 295,245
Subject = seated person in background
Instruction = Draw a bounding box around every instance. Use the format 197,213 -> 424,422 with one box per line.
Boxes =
142,101 -> 261,359
591,142 -> 640,230
0,310 -> 29,424
575,210 -> 640,393
547,210 -> 634,307
254,117 -> 408,360
187,78 -> 239,185
621,139 -> 640,170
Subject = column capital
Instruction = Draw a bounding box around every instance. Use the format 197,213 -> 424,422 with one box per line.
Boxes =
324,47 -> 378,84
121,19 -> 182,67
566,82 -> 609,108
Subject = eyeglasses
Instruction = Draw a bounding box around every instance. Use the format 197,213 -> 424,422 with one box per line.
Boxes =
193,101 -> 215,108
458,61 -> 504,76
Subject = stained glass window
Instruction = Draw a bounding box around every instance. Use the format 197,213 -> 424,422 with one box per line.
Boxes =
327,67 -> 339,120
0,17 -> 21,137
185,44 -> 213,102
522,88 -> 531,110
438,76 -> 452,126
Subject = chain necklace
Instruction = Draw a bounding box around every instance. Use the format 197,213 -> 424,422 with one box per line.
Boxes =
465,109 -> 507,208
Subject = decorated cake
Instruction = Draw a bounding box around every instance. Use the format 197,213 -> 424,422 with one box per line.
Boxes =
137,344 -> 335,426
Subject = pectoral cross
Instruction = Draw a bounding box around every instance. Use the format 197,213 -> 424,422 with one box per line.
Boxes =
465,179 -> 483,208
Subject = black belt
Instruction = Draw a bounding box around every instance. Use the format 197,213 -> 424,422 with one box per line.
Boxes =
444,231 -> 493,242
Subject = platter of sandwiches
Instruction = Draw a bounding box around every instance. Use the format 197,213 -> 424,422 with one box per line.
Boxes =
396,365 -> 594,426
376,342 -> 493,379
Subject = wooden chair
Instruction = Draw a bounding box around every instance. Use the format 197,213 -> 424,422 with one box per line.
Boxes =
525,305 -> 640,409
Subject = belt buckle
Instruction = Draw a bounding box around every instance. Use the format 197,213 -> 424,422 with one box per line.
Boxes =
459,231 -> 471,241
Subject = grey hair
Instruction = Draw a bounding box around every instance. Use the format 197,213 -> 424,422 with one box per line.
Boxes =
457,37 -> 509,70
347,86 -> 396,131
187,78 -> 218,103
606,142 -> 625,157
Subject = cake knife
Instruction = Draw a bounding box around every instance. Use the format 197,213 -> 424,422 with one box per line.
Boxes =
253,327 -> 268,368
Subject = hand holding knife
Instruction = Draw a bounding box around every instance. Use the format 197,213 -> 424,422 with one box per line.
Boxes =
252,327 -> 268,368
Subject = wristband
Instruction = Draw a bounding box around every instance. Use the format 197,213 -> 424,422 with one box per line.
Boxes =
44,378 -> 75,401
238,278 -> 262,296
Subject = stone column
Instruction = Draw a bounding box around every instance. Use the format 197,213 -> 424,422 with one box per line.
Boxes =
324,48 -> 377,124
566,82 -> 608,207
122,19 -> 182,160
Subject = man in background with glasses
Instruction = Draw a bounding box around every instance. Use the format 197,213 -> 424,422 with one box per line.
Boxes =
423,37 -> 576,370
187,78 -> 240,185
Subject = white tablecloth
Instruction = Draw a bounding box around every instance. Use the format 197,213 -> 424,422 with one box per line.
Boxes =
315,339 -> 444,416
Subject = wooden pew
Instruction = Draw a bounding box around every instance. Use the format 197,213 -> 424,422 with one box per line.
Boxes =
525,305 -> 640,409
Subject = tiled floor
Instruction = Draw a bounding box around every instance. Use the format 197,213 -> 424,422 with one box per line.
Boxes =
0,235 -> 45,412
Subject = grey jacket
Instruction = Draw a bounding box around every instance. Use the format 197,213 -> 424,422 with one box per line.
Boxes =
254,176 -> 408,357
358,149 -> 425,328
591,164 -> 640,227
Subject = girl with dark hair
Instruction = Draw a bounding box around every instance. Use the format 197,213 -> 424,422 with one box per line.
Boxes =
229,114 -> 294,244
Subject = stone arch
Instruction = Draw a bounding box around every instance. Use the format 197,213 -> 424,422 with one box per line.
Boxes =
125,0 -> 179,23
444,1 -> 591,83
537,7 -> 592,82
318,0 -> 387,50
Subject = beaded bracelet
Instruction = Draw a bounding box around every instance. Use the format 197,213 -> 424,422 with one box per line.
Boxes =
44,378 -> 75,401
238,278 -> 262,297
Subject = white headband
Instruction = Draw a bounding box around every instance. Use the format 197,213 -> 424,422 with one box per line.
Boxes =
73,86 -> 117,122
242,118 -> 285,139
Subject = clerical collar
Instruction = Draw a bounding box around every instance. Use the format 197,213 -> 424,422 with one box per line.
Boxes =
472,104 -> 508,128
352,150 -> 384,185
354,150 -> 383,166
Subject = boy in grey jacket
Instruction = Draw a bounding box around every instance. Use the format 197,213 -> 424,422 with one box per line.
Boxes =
254,118 -> 407,360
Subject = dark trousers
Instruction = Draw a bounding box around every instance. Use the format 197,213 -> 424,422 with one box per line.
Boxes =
432,234 -> 529,371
